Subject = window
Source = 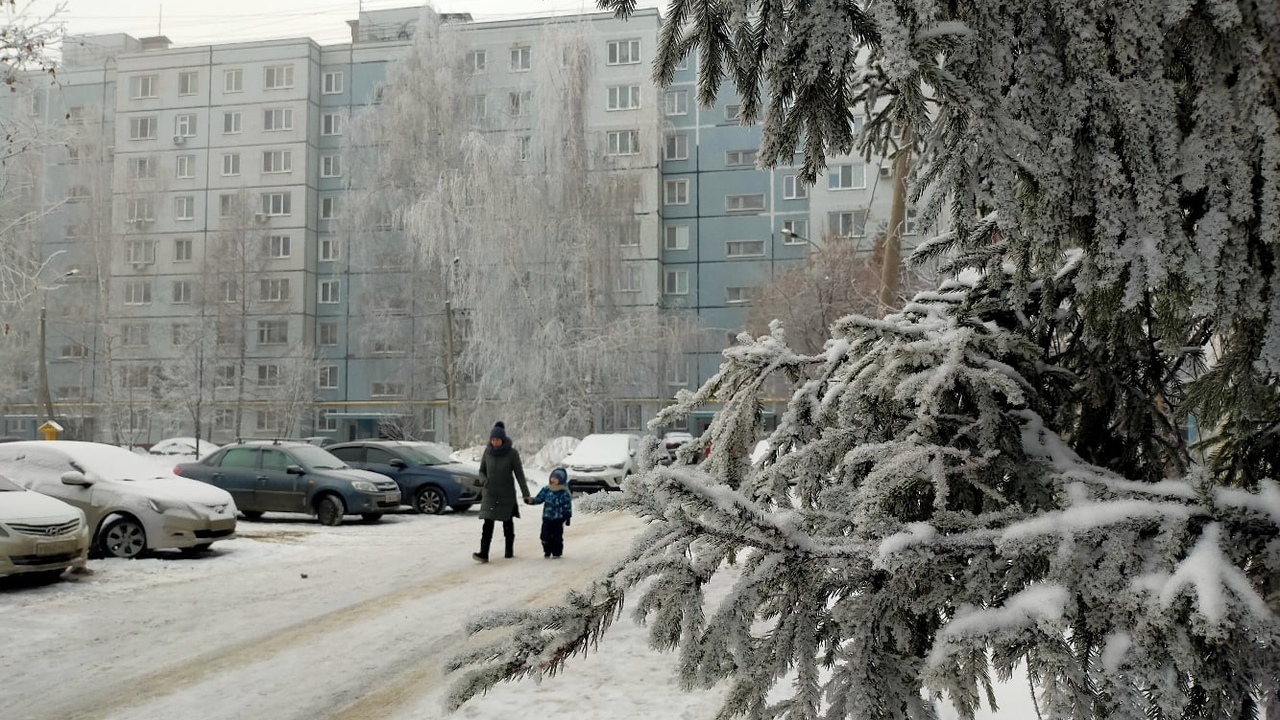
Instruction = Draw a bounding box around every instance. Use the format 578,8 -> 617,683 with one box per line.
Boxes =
320,197 -> 340,219
663,90 -> 688,116
726,194 -> 766,212
176,154 -> 195,178
257,364 -> 281,386
322,71 -> 343,94
618,265 -> 641,293
221,153 -> 241,176
219,280 -> 239,303
829,209 -> 869,237
615,219 -> 641,247
66,106 -> 85,124
517,136 -> 531,162
664,179 -> 689,205
470,94 -> 487,120
320,236 -> 340,261
129,117 -> 157,140
726,286 -> 753,304
219,194 -> 235,218
259,279 -> 290,302
318,366 -> 338,389
127,156 -> 155,179
607,38 -> 641,65
666,360 -> 689,386
126,198 -> 154,222
178,71 -> 198,96
211,408 -> 236,432
321,155 -> 342,177
172,280 -> 192,304
257,321 -> 288,345
663,270 -> 689,295
267,234 -> 290,258
319,280 -> 340,304
904,207 -> 919,236
781,219 -> 809,243
508,91 -> 531,117
59,344 -> 88,359
264,65 -> 294,89
726,149 -> 758,167
510,46 -> 530,71
175,195 -> 195,221
725,104 -> 742,122
67,145 -> 86,162
467,50 -> 487,73
120,322 -> 147,348
783,174 -> 808,200
263,108 -> 293,131
317,409 -> 337,431
171,323 -> 189,346
607,85 -> 641,110
174,238 -> 193,262
121,367 -> 150,390
222,111 -> 242,134
664,225 -> 690,251
726,239 -> 766,257
318,322 -> 338,346
175,113 -> 196,137
262,150 -> 292,173
372,339 -> 403,355
261,192 -> 291,216
371,382 -> 405,397
123,281 -> 152,305
68,186 -> 91,202
607,129 -> 640,156
224,69 -> 243,93
126,240 -> 155,264
214,366 -> 236,389
660,133 -> 691,162
321,112 -> 343,136
130,74 -> 158,99
828,164 -> 865,190
675,56 -> 689,71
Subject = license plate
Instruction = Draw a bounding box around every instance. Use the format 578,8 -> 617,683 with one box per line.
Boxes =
36,538 -> 79,556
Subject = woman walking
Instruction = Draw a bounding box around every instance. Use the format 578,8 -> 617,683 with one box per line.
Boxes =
473,421 -> 531,562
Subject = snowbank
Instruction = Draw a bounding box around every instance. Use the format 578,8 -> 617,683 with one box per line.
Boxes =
531,436 -> 580,470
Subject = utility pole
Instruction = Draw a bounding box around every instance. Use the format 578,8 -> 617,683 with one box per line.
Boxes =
38,306 -> 54,422
878,129 -> 912,318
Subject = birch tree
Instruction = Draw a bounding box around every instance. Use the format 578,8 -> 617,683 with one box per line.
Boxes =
345,9 -> 695,445
445,1 -> 1280,718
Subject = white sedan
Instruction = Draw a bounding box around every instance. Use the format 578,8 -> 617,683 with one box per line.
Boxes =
0,473 -> 90,581
0,441 -> 237,559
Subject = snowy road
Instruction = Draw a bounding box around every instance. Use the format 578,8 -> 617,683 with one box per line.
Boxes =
0,507 -> 729,720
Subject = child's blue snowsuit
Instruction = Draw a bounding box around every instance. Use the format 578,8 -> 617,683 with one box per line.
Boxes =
530,479 -> 573,558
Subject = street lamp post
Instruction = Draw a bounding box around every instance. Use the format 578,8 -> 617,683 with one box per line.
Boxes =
37,268 -> 79,425
444,256 -> 460,445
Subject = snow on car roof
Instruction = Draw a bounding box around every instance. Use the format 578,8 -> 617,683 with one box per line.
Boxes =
2,440 -> 173,481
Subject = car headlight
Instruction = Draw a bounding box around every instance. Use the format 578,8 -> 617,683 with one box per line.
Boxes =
452,475 -> 473,486
149,498 -> 177,513
352,481 -> 378,493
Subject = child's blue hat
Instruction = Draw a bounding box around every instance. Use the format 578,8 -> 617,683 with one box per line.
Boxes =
550,468 -> 568,484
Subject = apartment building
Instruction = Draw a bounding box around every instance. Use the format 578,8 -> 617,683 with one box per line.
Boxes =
1,6 -> 926,443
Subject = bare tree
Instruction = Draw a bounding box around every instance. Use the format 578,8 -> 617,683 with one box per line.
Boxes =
346,9 -> 695,445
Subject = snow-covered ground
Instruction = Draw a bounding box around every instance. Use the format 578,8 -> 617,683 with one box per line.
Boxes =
1,486 -> 1032,720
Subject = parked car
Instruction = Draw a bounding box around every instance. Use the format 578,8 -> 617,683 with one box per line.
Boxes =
659,431 -> 695,465
149,437 -> 221,459
561,433 -> 642,492
0,473 -> 90,581
0,441 -> 236,559
327,440 -> 481,514
175,441 -> 401,526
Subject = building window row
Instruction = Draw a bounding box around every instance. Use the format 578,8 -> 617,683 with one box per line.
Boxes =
130,66 -> 297,101
464,38 -> 642,75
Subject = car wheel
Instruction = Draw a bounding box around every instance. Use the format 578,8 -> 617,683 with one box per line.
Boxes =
414,486 -> 447,515
100,517 -> 147,559
241,510 -> 264,520
315,494 -> 346,526
360,513 -> 383,523
450,503 -> 473,513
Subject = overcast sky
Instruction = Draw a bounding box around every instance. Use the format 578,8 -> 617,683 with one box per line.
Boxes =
26,0 -> 666,47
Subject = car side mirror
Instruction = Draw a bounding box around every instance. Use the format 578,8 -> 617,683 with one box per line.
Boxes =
629,449 -> 636,457
389,458 -> 407,469
285,465 -> 305,475
60,470 -> 92,486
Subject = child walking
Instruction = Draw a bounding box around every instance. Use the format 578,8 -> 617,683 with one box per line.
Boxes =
529,468 -> 573,558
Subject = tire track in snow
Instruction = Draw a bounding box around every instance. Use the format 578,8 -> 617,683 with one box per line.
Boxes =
44,511 -> 634,720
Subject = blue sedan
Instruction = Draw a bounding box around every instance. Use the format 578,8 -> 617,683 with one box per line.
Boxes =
326,441 -> 481,514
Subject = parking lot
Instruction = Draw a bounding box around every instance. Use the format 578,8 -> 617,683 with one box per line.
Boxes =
0,506 -> 732,720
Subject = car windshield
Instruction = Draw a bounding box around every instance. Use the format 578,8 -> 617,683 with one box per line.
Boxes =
0,474 -> 21,492
288,445 -> 348,470
399,443 -> 452,465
